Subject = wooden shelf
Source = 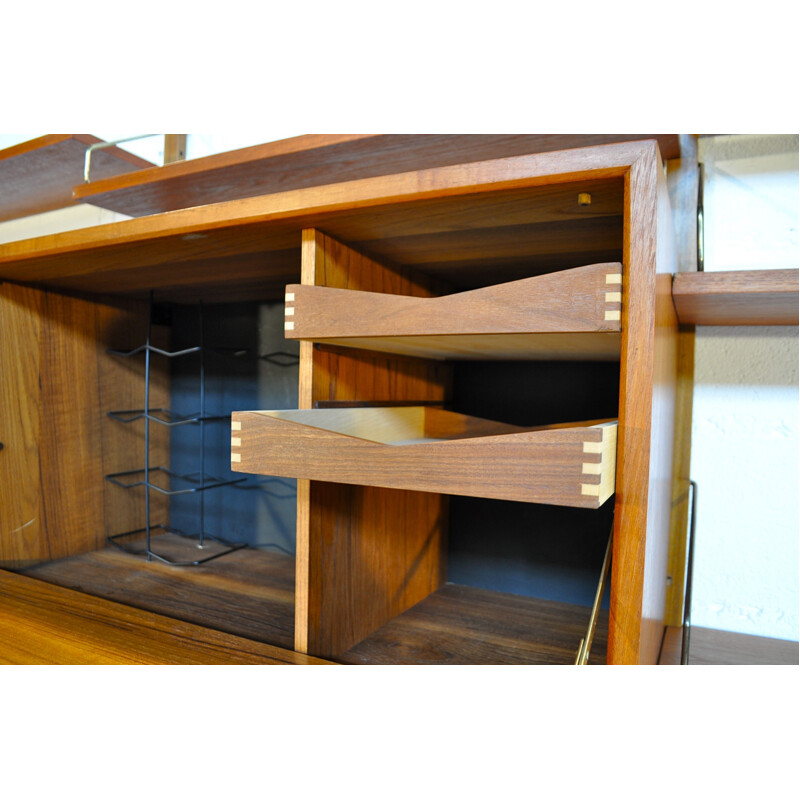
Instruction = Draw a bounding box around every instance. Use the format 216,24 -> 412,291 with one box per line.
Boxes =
231,408 -> 617,508
72,133 -> 680,217
0,567 -> 326,665
0,134 -> 153,223
20,536 -> 296,650
16,544 -> 606,665
672,269 -> 799,325
285,262 -> 622,360
339,583 -> 608,665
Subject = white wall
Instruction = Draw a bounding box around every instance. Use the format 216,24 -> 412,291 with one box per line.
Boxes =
689,135 -> 799,641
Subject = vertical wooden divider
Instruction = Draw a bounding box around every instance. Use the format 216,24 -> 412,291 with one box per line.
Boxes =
295,229 -> 451,657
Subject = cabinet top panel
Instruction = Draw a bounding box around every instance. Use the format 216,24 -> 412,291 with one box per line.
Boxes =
0,141 -> 658,301
71,133 -> 680,217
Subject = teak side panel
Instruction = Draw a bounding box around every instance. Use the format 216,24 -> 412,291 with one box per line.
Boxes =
672,268 -> 800,325
232,410 -> 618,509
609,146 -> 678,664
0,286 -> 45,566
0,286 -> 167,568
294,229 -> 449,657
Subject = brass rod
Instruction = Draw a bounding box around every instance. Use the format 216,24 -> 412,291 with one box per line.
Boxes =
575,523 -> 613,665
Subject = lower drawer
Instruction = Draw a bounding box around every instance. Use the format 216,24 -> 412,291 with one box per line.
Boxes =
231,407 -> 616,508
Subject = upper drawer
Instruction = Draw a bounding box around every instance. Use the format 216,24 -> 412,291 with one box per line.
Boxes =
283,262 -> 622,360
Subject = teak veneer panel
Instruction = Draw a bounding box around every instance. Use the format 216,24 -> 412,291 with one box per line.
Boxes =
0,145 -> 641,299
672,269 -> 799,325
608,146 -> 679,664
22,539 -> 296,650
232,409 -> 618,509
0,569 -> 327,665
338,583 -> 608,665
0,134 -> 152,223
17,548 -> 607,665
284,262 -> 622,360
72,133 -> 679,217
292,229 -> 449,658
0,285 -> 168,569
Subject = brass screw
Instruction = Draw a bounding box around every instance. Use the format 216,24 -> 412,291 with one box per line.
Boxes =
578,192 -> 592,206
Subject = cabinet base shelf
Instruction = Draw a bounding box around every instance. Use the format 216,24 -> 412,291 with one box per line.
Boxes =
338,583 -> 607,665
19,543 -> 606,665
20,537 -> 296,652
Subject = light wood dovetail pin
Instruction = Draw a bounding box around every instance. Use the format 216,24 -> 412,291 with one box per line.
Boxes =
230,408 -> 617,509
283,262 -> 623,361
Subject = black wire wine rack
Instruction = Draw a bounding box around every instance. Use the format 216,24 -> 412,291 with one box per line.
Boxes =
104,294 -> 248,566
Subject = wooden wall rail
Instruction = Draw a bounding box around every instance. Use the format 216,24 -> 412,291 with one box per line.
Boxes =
672,269 -> 799,325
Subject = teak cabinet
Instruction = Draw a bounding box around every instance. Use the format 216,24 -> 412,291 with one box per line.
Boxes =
0,138 -> 679,665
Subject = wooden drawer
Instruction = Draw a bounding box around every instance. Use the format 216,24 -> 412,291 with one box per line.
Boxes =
231,407 -> 617,508
283,262 -> 623,361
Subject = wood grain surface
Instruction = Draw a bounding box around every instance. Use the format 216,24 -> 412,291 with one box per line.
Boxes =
286,262 -> 622,336
608,145 -> 679,664
16,547 -> 608,665
0,286 -> 166,569
0,134 -> 152,222
294,332 -> 622,361
0,568 -> 327,665
232,409 -> 618,508
72,133 -> 679,216
685,626 -> 799,665
293,229 -> 450,657
22,536 -> 296,649
672,268 -> 799,325
339,583 -> 608,665
285,259 -> 622,360
0,145 -> 643,299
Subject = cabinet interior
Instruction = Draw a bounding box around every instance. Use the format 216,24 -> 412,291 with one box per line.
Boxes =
3,174 -> 627,664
